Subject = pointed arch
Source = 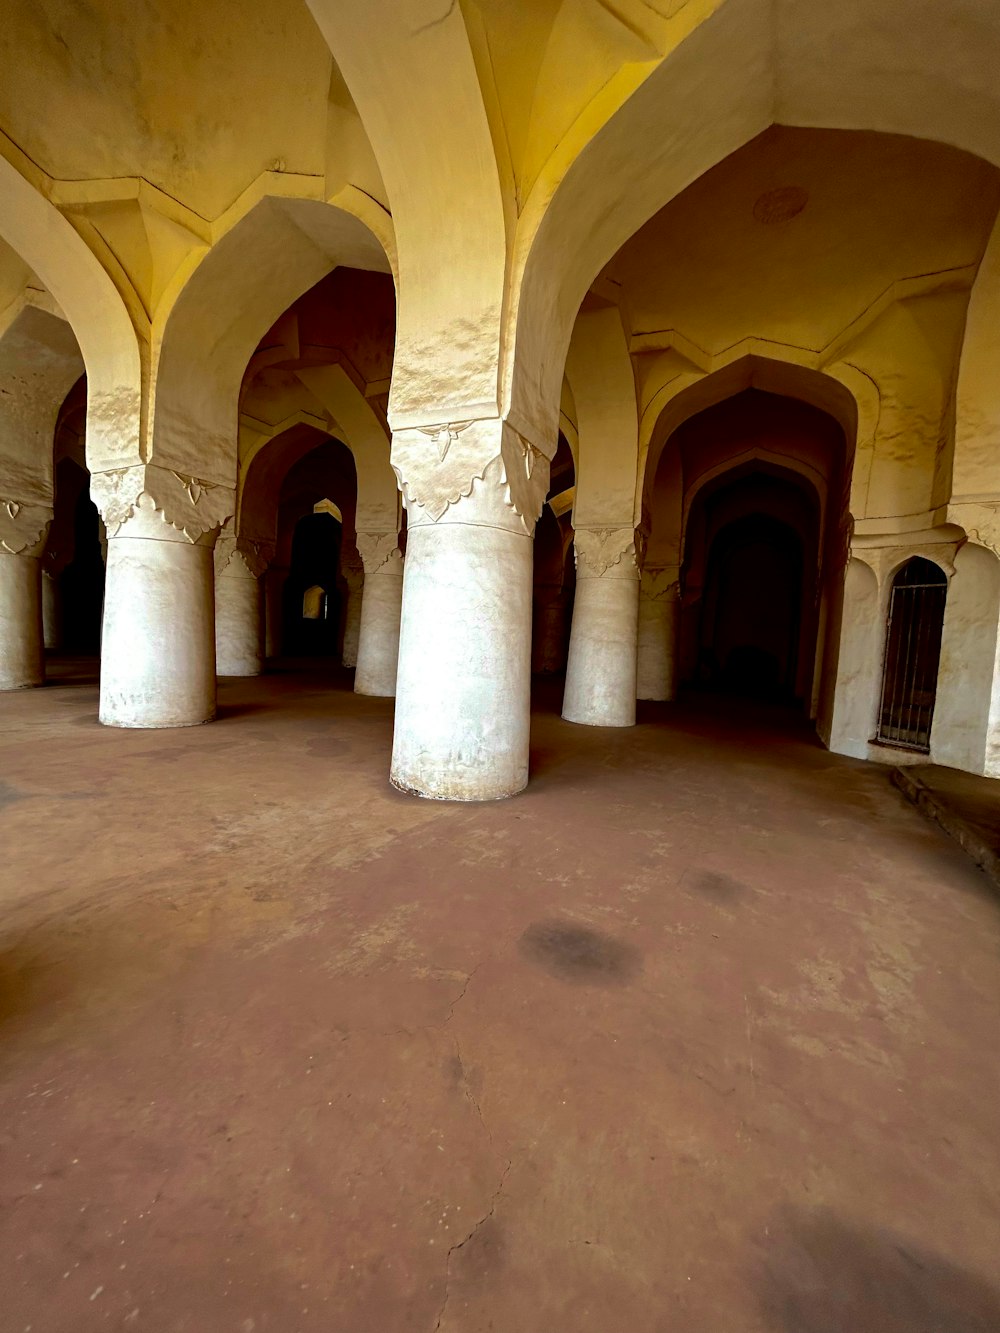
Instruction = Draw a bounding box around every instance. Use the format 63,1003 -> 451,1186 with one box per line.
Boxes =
151,194 -> 391,486
0,155 -> 141,471
506,0 -> 1000,449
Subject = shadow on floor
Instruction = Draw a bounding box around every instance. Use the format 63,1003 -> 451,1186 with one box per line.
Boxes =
759,1206 -> 1000,1333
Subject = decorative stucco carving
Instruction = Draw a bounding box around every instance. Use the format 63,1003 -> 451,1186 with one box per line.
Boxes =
390,417 -> 549,532
574,526 -> 641,578
356,530 -> 404,576
214,527 -> 273,579
90,465 -> 234,543
0,498 -> 52,556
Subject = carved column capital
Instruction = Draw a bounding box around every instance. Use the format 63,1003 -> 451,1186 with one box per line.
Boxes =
574,526 -> 641,579
214,529 -> 273,579
390,416 -> 550,535
0,498 -> 53,557
356,530 -> 404,576
91,464 -> 234,545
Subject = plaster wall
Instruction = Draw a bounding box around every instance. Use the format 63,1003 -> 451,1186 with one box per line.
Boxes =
933,543 -> 1000,777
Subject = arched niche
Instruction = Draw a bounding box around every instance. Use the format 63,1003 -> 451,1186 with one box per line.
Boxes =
875,557 -> 948,751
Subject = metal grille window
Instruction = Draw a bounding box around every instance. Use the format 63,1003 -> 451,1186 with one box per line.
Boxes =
876,557 -> 947,751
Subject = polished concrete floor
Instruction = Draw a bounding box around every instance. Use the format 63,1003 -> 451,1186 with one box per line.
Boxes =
2,663 -> 1000,1332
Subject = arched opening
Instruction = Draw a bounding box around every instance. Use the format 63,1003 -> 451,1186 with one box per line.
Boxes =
285,511 -> 343,656
649,387 -> 846,723
267,439 -> 358,664
877,557 -> 948,751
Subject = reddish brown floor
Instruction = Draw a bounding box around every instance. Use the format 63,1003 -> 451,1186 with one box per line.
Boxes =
2,663 -> 1000,1333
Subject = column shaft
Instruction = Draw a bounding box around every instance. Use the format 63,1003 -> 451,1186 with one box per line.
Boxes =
356,570 -> 403,697
42,569 -> 62,652
0,552 -> 44,689
389,420 -> 546,800
216,565 -> 263,677
393,518 -> 532,798
562,528 -> 640,727
264,566 -> 286,659
636,573 -> 679,701
101,530 -> 216,727
340,569 -> 364,668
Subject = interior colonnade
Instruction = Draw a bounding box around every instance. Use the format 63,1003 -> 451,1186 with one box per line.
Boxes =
2,1 -> 1000,800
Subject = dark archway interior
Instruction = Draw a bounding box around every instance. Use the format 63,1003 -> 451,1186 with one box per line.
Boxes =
271,438 -> 358,661
283,511 -> 343,656
52,456 -> 104,654
700,511 -> 804,699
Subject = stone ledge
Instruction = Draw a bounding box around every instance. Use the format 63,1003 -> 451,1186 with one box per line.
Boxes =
891,765 -> 1000,889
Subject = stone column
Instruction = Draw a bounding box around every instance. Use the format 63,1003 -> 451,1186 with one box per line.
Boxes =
532,582 -> 569,674
92,466 -> 232,728
355,531 -> 404,697
636,566 -> 680,701
41,568 -> 62,651
215,534 -> 268,677
264,565 -> 287,659
563,527 -> 640,727
390,418 -> 549,800
340,555 -> 364,668
0,500 -> 51,689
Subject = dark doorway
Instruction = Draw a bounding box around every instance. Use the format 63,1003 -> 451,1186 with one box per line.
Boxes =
877,557 -> 947,751
680,466 -> 819,707
699,512 -> 803,700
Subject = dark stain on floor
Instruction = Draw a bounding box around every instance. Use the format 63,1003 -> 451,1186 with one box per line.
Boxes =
518,919 -> 641,985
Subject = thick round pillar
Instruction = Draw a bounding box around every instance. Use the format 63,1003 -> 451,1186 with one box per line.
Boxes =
42,569 -> 62,652
100,513 -> 216,728
390,430 -> 543,802
636,569 -> 680,701
264,566 -> 287,659
355,533 -> 404,697
532,583 -> 569,674
0,552 -> 44,689
215,553 -> 263,677
340,562 -> 364,668
562,528 -> 640,727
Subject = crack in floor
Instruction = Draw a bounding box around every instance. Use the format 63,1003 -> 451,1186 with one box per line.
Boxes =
433,1159 -> 512,1332
452,1035 -> 493,1145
